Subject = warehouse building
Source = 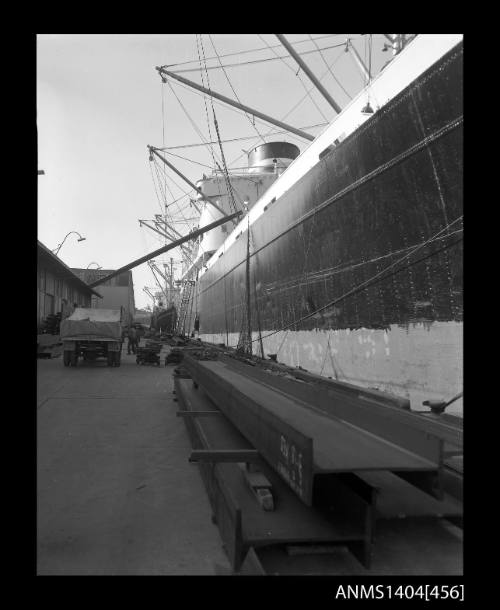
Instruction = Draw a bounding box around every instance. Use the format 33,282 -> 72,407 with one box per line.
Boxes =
71,268 -> 135,327
37,241 -> 102,331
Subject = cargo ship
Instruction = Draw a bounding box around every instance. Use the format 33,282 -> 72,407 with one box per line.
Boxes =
150,302 -> 177,333
158,35 -> 463,415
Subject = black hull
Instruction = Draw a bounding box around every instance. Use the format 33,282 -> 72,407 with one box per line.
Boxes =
196,42 -> 463,410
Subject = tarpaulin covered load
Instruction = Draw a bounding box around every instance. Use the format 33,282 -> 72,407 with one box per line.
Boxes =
60,308 -> 122,341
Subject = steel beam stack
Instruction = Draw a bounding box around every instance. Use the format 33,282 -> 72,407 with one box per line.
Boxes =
182,355 -> 444,504
174,351 -> 462,573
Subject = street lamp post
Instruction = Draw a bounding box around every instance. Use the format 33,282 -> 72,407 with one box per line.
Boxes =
52,231 -> 86,256
86,263 -> 102,309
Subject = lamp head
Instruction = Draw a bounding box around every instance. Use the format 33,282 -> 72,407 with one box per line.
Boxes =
361,102 -> 374,115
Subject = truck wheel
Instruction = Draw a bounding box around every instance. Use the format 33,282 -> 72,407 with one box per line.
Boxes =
70,353 -> 78,367
114,352 -> 121,367
63,351 -> 71,367
107,353 -> 114,367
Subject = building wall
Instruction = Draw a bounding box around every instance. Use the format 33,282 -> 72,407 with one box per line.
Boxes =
37,264 -> 91,331
73,269 -> 135,326
91,285 -> 135,325
134,309 -> 152,326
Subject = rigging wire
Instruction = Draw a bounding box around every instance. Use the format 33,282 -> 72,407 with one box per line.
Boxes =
161,79 -> 169,261
169,40 -> 354,73
154,154 -> 198,208
364,35 -> 368,87
225,46 -> 347,169
161,32 -> 377,174
155,161 -> 198,232
152,158 -> 169,204
166,79 -> 224,167
319,333 -> 331,376
249,217 -> 463,346
199,35 -> 228,208
208,34 -> 266,144
154,157 -> 177,203
163,35 -> 347,68
162,35 -> 170,263
162,149 -> 215,169
151,159 -> 167,204
257,34 -> 328,123
165,78 -> 311,146
276,329 -> 289,356
307,34 -> 352,99
369,34 -> 373,82
157,37 -> 352,257
319,331 -> 344,379
222,43 -> 347,169
152,122 -> 328,151
149,263 -> 168,300
161,35 -> 366,172
148,159 -> 167,215
151,158 -> 198,242
196,34 -> 217,168
194,35 -> 239,216
154,157 -> 193,200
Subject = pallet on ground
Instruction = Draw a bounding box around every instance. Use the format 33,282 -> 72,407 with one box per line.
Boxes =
135,347 -> 161,366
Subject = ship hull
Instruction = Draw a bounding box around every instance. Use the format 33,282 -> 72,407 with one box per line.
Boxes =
151,306 -> 177,333
196,42 -> 463,414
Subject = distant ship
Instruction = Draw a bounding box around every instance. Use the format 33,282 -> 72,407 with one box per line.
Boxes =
162,35 -> 463,414
150,302 -> 177,333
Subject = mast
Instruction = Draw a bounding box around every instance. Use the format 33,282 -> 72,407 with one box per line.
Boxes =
148,261 -> 169,303
143,287 -> 156,303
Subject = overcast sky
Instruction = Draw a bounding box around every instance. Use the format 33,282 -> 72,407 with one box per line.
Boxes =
37,34 -> 388,310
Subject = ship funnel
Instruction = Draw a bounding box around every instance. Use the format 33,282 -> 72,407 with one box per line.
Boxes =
248,142 -> 300,174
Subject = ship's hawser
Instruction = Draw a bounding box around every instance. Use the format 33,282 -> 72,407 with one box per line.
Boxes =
182,34 -> 463,415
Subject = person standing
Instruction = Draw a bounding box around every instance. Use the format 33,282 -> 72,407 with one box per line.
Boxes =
127,326 -> 138,355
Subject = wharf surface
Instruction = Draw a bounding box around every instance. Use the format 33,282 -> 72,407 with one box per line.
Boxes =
37,343 -> 230,575
37,342 -> 462,575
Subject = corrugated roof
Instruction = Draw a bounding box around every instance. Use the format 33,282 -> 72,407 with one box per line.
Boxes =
37,241 -> 102,298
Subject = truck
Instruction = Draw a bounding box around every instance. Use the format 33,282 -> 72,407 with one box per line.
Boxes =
60,307 -> 123,367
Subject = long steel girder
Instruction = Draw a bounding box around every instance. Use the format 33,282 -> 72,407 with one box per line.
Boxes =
88,211 -> 242,288
183,355 -> 443,506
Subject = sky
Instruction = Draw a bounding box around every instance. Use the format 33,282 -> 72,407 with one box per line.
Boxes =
37,34 -> 389,310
